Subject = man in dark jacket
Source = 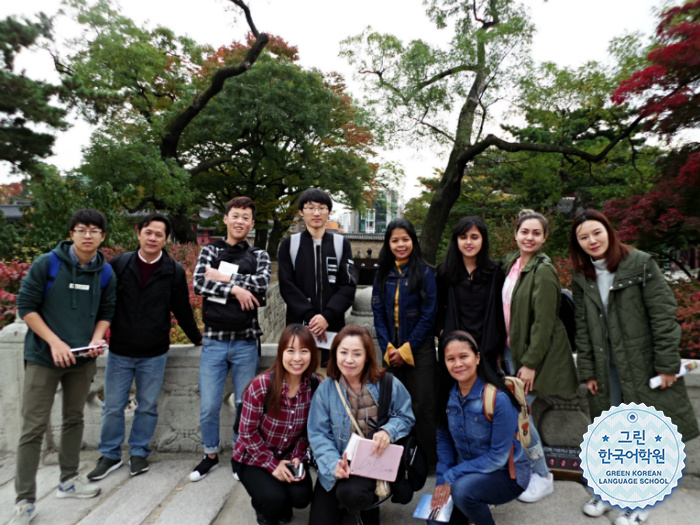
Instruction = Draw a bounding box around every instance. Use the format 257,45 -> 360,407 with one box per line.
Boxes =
13,209 -> 116,523
87,214 -> 202,481
278,188 -> 356,364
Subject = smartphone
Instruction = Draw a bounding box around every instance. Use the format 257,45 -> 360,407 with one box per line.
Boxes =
286,463 -> 304,479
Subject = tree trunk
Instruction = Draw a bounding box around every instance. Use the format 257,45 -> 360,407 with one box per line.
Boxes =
254,227 -> 268,250
267,219 -> 287,261
170,208 -> 197,243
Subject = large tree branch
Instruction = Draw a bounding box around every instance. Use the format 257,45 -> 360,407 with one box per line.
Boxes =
456,115 -> 644,167
416,64 -> 477,90
160,0 -> 268,160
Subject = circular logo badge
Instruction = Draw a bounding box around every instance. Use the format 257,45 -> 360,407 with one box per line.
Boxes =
579,403 -> 685,509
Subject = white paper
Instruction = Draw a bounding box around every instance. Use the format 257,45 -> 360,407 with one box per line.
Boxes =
208,261 -> 239,305
314,331 -> 337,350
649,360 -> 698,389
345,433 -> 362,461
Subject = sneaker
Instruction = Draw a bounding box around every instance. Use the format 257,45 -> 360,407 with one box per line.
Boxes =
614,509 -> 649,525
583,496 -> 612,517
9,500 -> 37,525
129,455 -> 149,477
231,457 -> 240,481
517,472 -> 554,503
189,454 -> 219,482
56,475 -> 101,499
87,456 -> 123,481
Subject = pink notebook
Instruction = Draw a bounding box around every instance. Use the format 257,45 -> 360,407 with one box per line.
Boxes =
349,438 -> 404,482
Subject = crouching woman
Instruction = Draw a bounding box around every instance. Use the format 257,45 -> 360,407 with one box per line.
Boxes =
307,324 -> 415,525
430,331 -> 529,525
232,324 -> 319,525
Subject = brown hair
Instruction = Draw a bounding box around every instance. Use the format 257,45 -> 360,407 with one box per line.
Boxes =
515,209 -> 548,235
225,196 -> 256,219
266,324 -> 319,417
570,209 -> 631,281
326,324 -> 385,385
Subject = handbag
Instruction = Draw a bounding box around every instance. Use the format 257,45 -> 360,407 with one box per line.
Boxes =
334,380 -> 391,499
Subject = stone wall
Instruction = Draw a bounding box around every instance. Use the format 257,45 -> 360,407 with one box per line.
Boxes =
258,282 -> 285,344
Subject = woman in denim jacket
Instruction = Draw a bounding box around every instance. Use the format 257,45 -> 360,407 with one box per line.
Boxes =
307,325 -> 414,525
371,218 -> 438,466
430,331 -> 528,525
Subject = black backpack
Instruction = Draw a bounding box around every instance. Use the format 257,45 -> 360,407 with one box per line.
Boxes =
375,372 -> 428,504
534,257 -> 576,353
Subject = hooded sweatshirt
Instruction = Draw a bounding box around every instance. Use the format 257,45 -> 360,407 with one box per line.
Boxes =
17,240 -> 117,369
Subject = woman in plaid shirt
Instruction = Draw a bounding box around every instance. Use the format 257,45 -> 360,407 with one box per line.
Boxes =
232,324 -> 320,525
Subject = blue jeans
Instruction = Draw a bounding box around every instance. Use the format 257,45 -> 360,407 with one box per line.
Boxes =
504,347 -> 549,477
98,352 -> 168,460
429,469 -> 525,525
199,337 -> 258,454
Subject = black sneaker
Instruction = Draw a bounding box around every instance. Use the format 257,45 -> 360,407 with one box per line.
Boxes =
129,456 -> 149,477
87,456 -> 123,481
189,454 -> 219,482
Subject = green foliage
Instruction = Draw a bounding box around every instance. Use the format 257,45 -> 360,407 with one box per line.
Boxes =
0,13 -> 68,175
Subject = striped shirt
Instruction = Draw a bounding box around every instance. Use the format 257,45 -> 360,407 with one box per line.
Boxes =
232,372 -> 314,473
193,241 -> 271,340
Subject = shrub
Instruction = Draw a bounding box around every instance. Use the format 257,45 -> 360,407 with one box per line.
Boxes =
0,261 -> 31,329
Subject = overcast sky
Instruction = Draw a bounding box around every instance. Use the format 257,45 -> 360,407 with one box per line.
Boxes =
1,0 -> 663,200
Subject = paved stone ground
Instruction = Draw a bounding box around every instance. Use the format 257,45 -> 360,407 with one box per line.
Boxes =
1,451 -> 698,525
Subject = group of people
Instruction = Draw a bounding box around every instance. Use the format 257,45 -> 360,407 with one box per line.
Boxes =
9,186 -> 699,525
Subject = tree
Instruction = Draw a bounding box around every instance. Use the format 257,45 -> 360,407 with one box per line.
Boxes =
56,0 -> 269,242
606,0 -> 700,258
0,14 -> 67,176
342,0 -> 645,262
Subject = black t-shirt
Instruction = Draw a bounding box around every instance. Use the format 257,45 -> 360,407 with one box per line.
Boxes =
454,272 -> 489,345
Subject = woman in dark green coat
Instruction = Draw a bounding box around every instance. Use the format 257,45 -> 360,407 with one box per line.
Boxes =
570,209 -> 699,525
502,210 -> 579,504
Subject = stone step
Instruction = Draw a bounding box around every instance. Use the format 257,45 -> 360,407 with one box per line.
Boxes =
2,454 -> 698,525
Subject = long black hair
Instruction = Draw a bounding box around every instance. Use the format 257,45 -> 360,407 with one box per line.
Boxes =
375,218 -> 429,297
437,216 -> 497,285
437,330 -> 520,428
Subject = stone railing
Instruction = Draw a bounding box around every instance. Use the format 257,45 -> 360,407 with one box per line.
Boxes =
258,282 -> 285,344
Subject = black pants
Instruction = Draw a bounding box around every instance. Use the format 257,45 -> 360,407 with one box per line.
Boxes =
390,339 -> 438,466
237,462 -> 313,520
308,476 -> 379,525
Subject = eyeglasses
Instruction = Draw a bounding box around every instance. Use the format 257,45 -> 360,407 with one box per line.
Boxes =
72,229 -> 103,237
303,206 -> 329,213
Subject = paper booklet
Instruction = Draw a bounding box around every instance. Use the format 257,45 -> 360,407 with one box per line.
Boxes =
208,261 -> 238,304
413,494 -> 454,522
348,436 -> 403,482
649,360 -> 698,389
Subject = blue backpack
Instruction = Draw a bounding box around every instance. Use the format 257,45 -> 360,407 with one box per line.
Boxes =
43,251 -> 113,299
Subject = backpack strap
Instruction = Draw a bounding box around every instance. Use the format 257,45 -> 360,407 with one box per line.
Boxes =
533,257 -> 552,272
483,382 -> 517,480
44,252 -> 62,298
100,263 -> 113,290
332,233 -> 344,264
377,371 -> 394,427
289,233 -> 302,271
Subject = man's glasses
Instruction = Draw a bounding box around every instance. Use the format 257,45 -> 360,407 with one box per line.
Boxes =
72,229 -> 103,237
303,206 -> 329,213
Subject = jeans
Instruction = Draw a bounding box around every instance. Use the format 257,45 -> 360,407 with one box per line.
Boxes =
428,469 -> 525,525
504,347 -> 549,477
16,361 -> 96,503
98,352 -> 168,460
199,337 -> 258,454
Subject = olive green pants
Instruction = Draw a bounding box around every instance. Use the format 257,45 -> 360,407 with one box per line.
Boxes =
15,360 -> 96,503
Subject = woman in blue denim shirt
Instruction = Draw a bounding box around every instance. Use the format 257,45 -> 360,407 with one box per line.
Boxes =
371,218 -> 438,466
430,331 -> 528,525
307,325 -> 414,525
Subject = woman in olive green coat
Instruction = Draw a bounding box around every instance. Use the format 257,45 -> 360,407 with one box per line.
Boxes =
502,210 -> 579,504
570,209 -> 699,524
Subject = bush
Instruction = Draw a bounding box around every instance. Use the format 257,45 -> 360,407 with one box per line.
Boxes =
0,261 -> 31,329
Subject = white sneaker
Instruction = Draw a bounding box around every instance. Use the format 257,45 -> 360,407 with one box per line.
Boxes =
9,500 -> 37,525
56,475 -> 101,499
517,472 -> 554,503
583,496 -> 612,517
614,509 -> 649,525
